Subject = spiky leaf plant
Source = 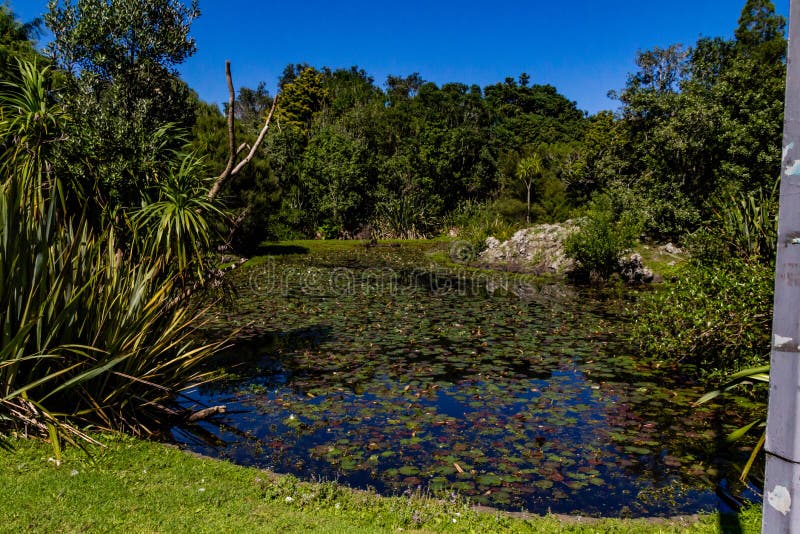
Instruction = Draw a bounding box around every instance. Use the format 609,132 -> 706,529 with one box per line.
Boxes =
0,60 -> 224,451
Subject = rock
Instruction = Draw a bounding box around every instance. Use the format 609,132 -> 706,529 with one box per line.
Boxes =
618,253 -> 654,284
661,242 -> 682,255
478,221 -> 578,274
484,236 -> 501,249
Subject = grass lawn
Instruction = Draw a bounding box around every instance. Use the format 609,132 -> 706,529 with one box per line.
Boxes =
0,435 -> 761,533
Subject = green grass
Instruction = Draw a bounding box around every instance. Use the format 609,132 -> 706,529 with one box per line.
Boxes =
244,239 -> 444,268
0,435 -> 761,533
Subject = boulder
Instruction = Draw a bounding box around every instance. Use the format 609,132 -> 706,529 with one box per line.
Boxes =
660,242 -> 682,255
618,253 -> 655,284
478,221 -> 578,274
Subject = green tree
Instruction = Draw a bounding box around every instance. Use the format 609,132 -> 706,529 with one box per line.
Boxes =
600,0 -> 785,240
735,0 -> 785,54
45,0 -> 200,210
516,153 -> 543,223
276,64 -> 329,136
0,3 -> 43,81
717,0 -> 785,193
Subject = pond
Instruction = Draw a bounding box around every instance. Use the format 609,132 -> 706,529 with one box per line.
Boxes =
173,242 -> 759,517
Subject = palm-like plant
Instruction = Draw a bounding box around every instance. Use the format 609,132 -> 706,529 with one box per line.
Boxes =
1,60 -> 225,453
709,181 -> 779,262
0,59 -> 64,212
133,152 -> 225,283
516,153 -> 543,224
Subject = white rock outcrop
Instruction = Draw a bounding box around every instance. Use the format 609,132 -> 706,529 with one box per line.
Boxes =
478,222 -> 578,274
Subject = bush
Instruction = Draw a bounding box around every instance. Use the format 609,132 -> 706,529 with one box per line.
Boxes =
492,197 -> 528,222
0,60 -> 222,450
447,198 -> 522,253
603,181 -> 700,242
372,191 -> 440,239
634,184 -> 777,379
564,193 -> 641,279
685,184 -> 778,265
632,259 -> 772,377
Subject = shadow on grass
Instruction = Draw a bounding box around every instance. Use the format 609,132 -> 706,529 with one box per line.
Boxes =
718,512 -> 744,534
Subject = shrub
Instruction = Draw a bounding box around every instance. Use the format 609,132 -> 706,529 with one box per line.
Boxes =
0,60 -> 222,450
133,152 -> 224,283
685,183 -> 778,265
632,259 -> 772,378
564,193 -> 641,279
492,197 -> 527,222
634,184 -> 777,379
602,181 -> 700,242
372,191 -> 440,239
447,198 -> 521,253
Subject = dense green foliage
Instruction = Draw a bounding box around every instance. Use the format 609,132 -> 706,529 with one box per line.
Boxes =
0,45 -> 220,449
192,67 -> 585,249
633,176 -> 779,377
634,259 -> 773,376
585,0 -> 785,240
618,1 -> 784,382
0,4 -> 43,79
45,0 -> 200,213
564,194 -> 641,279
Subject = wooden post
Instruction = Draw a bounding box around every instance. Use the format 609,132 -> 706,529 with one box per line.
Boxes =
762,1 -> 800,530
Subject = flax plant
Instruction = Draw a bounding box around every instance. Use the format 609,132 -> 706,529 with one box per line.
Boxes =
0,60 -> 224,451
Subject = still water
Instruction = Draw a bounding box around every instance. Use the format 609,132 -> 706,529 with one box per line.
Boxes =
173,243 -> 758,517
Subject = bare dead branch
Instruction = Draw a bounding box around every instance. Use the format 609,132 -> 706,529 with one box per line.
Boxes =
208,61 -> 278,202
187,405 -> 227,422
229,96 -> 278,178
209,61 -> 237,201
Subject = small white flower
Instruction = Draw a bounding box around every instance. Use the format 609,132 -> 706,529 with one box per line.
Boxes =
285,496 -> 294,503
198,488 -> 205,492
452,518 -> 457,523
334,503 -> 341,509
288,414 -> 296,420
70,469 -> 79,476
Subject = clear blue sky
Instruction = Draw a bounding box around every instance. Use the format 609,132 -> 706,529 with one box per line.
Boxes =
13,0 -> 791,114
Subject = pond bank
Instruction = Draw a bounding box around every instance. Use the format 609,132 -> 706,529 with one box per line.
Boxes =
0,435 -> 761,533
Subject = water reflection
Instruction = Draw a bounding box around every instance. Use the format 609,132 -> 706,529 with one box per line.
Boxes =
175,245 -> 759,517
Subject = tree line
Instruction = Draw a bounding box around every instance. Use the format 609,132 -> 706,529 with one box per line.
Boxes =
0,0 -> 786,258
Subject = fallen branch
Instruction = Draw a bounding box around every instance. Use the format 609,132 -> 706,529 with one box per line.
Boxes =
187,405 -> 227,422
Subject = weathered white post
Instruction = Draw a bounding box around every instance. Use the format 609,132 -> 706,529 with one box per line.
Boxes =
763,1 -> 800,531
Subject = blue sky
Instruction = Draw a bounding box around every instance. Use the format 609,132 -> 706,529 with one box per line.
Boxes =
13,0 -> 791,114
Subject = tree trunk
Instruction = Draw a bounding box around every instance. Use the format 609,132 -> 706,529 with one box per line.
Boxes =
526,182 -> 532,224
208,61 -> 278,202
